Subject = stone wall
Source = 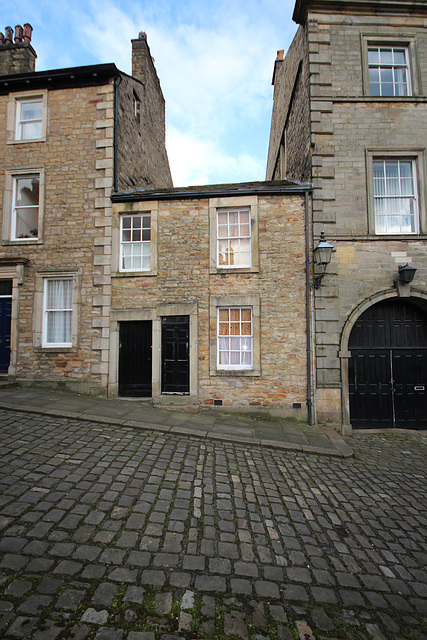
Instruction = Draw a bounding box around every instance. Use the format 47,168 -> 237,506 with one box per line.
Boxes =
266,1 -> 427,427
0,81 -> 115,394
266,26 -> 311,182
303,7 -> 427,426
117,73 -> 172,191
111,192 -> 308,416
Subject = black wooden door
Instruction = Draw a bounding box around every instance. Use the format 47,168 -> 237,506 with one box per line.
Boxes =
119,321 -> 152,397
161,316 -> 189,394
349,300 -> 427,429
0,297 -> 12,374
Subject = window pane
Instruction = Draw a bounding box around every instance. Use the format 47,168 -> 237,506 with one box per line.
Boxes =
393,49 -> 406,65
374,159 -> 418,235
18,100 -> 43,139
21,101 -> 43,120
15,208 -> 38,237
368,45 -> 411,97
16,176 -> 39,206
45,279 -> 73,345
21,121 -> 42,140
120,213 -> 151,271
368,48 -> 379,64
230,308 -> 240,322
217,208 -> 252,268
217,307 -> 253,369
379,48 -> 393,64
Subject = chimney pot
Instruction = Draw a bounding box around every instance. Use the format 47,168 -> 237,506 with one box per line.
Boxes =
23,23 -> 33,43
138,31 -> 147,40
14,25 -> 23,43
0,33 -> 4,46
277,49 -> 284,61
4,26 -> 13,44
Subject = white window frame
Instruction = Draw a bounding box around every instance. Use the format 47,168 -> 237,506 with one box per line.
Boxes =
366,150 -> 426,236
11,173 -> 40,241
361,36 -> 420,98
7,90 -> 47,144
210,294 -> 260,377
209,196 -> 259,274
373,159 -> 418,234
217,306 -> 253,371
216,207 -> 252,269
368,46 -> 411,97
16,97 -> 43,140
2,168 -> 45,244
120,212 -> 151,273
33,270 -> 79,351
42,278 -> 74,348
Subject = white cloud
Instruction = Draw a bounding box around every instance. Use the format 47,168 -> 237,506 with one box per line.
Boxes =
4,0 -> 297,186
167,127 -> 264,187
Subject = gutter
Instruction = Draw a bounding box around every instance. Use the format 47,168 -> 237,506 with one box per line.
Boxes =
112,183 -> 312,203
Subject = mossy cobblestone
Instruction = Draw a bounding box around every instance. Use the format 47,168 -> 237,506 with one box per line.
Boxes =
0,408 -> 426,639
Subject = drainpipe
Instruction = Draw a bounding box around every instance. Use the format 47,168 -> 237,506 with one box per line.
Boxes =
113,75 -> 122,193
305,190 -> 313,425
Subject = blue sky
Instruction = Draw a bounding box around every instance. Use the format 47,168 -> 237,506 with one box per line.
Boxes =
2,0 -> 298,186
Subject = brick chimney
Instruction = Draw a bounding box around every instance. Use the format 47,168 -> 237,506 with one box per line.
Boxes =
0,23 -> 37,75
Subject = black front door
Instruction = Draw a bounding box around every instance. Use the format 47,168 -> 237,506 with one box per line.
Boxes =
161,316 -> 189,394
119,321 -> 152,397
349,300 -> 427,429
0,281 -> 12,374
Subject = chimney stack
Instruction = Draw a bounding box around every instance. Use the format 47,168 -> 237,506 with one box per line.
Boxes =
0,22 -> 36,75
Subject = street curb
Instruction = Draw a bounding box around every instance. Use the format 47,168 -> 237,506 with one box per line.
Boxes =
0,400 -> 353,458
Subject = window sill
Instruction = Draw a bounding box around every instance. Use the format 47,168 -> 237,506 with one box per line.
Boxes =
210,266 -> 259,275
114,270 -> 157,278
211,369 -> 260,377
34,346 -> 76,353
7,137 -> 46,145
3,238 -> 42,245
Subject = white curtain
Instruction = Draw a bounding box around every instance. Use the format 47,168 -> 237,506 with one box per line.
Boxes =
46,279 -> 72,344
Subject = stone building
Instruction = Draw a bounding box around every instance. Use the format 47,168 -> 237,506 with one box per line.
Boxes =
267,0 -> 427,431
110,181 -> 311,417
0,25 -> 172,393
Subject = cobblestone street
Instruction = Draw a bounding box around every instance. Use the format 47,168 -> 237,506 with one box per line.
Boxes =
0,408 -> 426,640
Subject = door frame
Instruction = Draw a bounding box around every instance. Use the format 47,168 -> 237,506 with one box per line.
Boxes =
161,315 -> 190,394
109,302 -> 198,404
118,319 -> 153,397
0,260 -> 27,377
339,289 -> 427,431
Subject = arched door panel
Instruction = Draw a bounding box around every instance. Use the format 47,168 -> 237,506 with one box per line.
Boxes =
349,300 -> 427,429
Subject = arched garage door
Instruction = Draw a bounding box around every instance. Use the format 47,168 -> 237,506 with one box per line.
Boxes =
348,299 -> 427,429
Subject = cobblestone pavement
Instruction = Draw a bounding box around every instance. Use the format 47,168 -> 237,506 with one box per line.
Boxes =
0,409 -> 426,640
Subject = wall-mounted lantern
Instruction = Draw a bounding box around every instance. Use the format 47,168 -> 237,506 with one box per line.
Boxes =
398,263 -> 416,285
313,231 -> 334,289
